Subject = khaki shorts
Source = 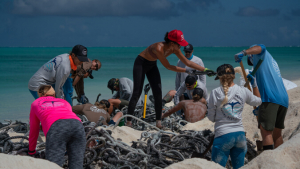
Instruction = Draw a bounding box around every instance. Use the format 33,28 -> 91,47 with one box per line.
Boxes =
258,102 -> 287,131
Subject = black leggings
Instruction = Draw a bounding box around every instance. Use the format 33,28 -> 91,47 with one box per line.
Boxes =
128,55 -> 162,121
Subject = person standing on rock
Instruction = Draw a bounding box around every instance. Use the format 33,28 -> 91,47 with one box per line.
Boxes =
126,30 -> 215,128
235,44 -> 289,150
207,64 -> 261,169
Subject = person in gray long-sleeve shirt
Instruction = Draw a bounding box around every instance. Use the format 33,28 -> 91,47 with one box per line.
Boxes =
107,77 -> 142,114
28,45 -> 89,100
175,44 -> 206,91
174,75 -> 208,105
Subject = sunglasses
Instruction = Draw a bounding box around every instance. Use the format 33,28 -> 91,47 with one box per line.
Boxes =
95,63 -> 99,71
184,51 -> 192,54
186,84 -> 194,88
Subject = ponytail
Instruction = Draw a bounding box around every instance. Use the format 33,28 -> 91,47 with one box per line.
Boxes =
219,68 -> 235,106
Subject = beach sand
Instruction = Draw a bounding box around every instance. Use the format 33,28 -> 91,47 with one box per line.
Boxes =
1,80 -> 300,169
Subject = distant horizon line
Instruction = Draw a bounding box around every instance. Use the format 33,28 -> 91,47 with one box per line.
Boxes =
0,46 -> 300,48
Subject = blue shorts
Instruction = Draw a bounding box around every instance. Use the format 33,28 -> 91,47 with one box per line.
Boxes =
211,131 -> 247,169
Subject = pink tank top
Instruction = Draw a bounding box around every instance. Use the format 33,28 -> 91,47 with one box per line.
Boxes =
29,96 -> 81,152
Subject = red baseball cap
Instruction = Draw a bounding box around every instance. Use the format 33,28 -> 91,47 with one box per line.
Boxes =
168,30 -> 189,46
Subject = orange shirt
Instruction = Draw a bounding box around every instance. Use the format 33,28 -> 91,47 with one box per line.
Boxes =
69,55 -> 77,71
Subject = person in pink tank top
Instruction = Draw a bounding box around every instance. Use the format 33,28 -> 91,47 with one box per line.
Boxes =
28,85 -> 86,169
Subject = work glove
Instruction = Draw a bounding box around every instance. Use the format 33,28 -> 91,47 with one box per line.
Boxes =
253,107 -> 259,116
234,50 -> 247,63
204,68 -> 216,77
79,95 -> 88,104
247,72 -> 257,88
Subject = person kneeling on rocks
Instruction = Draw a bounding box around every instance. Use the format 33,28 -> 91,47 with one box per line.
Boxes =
28,85 -> 86,168
162,88 -> 207,123
107,77 -> 142,114
207,64 -> 262,169
72,99 -> 123,126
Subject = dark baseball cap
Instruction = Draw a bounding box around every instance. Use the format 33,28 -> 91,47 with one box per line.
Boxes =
107,78 -> 116,94
215,64 -> 235,80
72,45 -> 89,62
184,44 -> 193,52
185,75 -> 197,86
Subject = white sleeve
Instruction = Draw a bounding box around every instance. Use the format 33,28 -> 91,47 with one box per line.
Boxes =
55,66 -> 69,99
244,87 -> 262,107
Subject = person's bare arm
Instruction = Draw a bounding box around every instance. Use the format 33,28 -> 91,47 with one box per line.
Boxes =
73,76 -> 81,86
158,55 -> 187,72
162,102 -> 184,118
174,49 -> 205,71
252,87 -> 261,98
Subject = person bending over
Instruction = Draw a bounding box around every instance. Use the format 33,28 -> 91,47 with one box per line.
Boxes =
127,29 -> 214,128
107,77 -> 142,114
71,59 -> 101,104
235,44 -> 289,150
162,88 -> 207,123
28,45 -> 89,102
207,64 -> 261,169
72,99 -> 123,126
28,85 -> 85,169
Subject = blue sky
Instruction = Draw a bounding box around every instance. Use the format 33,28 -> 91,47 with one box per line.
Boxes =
0,0 -> 299,47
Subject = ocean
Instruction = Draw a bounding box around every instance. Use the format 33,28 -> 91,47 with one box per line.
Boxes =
0,47 -> 299,122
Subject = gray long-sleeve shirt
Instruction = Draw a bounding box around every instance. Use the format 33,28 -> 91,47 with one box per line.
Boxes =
174,80 -> 208,105
28,54 -> 72,99
175,55 -> 206,90
112,77 -> 142,105
207,84 -> 262,138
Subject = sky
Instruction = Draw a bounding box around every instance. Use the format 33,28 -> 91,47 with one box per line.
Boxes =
0,0 -> 299,47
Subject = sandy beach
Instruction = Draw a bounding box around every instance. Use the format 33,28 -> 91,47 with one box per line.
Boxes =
1,79 -> 300,169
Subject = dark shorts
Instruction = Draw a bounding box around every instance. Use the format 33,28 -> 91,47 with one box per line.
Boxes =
119,99 -> 129,109
108,120 -> 116,125
258,102 -> 288,131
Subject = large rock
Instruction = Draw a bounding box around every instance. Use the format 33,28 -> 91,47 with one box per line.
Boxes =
165,158 -> 225,169
0,153 -> 61,169
241,132 -> 300,169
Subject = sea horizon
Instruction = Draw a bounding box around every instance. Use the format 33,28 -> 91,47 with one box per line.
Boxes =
0,46 -> 299,122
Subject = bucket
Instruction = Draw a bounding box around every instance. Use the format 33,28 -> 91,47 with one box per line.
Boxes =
118,118 -> 125,126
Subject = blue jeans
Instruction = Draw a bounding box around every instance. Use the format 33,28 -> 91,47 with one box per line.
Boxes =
211,131 -> 247,169
29,89 -> 39,99
30,84 -> 56,100
63,75 -> 73,106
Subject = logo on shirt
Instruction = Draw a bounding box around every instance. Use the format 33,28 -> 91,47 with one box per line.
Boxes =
221,101 -> 242,121
272,58 -> 281,78
90,106 -> 107,114
39,100 -> 65,110
43,56 -> 62,72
